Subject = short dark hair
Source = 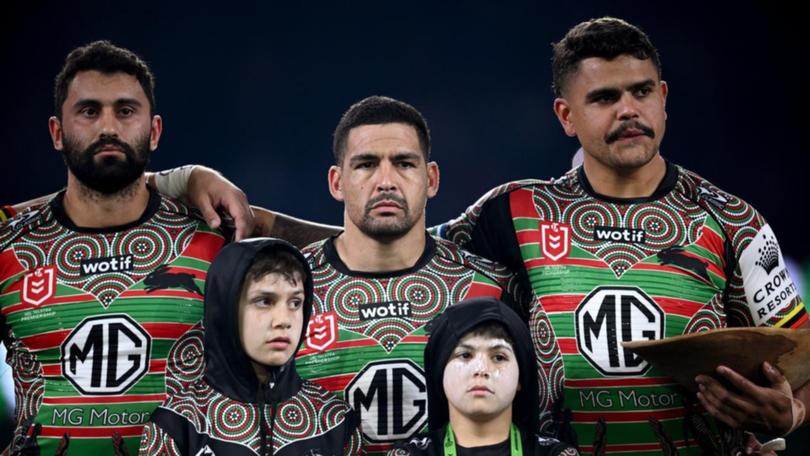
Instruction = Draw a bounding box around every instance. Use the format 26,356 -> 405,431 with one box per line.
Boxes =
332,96 -> 431,165
54,40 -> 156,118
243,248 -> 307,289
463,321 -> 515,349
552,17 -> 661,97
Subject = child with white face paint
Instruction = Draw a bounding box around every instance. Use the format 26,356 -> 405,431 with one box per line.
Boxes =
389,297 -> 579,456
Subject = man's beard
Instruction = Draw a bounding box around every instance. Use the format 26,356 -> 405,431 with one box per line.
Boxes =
357,192 -> 418,242
62,133 -> 151,195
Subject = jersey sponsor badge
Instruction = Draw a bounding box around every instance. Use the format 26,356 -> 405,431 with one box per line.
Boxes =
22,265 -> 56,306
61,314 -> 152,395
306,311 -> 337,352
346,359 -> 427,443
739,224 -> 800,325
575,286 -> 664,375
541,222 -> 571,261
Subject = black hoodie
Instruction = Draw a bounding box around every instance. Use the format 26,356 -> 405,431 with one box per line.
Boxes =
389,297 -> 577,456
140,238 -> 362,455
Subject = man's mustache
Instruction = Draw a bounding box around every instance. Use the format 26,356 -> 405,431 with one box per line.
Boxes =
89,136 -> 136,157
365,193 -> 408,212
605,121 -> 655,144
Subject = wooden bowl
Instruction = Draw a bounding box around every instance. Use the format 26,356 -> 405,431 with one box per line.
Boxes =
622,328 -> 810,392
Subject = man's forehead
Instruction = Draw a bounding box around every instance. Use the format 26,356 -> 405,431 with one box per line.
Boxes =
345,123 -> 422,155
567,55 -> 659,92
65,70 -> 147,101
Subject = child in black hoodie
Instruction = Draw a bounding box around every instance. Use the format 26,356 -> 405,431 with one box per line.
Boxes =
139,238 -> 362,455
389,297 -> 578,456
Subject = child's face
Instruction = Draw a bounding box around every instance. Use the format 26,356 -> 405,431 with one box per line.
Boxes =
238,272 -> 305,379
443,333 -> 519,422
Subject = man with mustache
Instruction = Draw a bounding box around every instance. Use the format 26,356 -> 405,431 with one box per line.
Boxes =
0,41 -> 234,454
433,17 -> 809,455
291,96 -> 523,455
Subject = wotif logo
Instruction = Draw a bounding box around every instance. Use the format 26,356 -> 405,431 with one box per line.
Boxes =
79,255 -> 133,276
359,301 -> 412,321
594,226 -> 646,244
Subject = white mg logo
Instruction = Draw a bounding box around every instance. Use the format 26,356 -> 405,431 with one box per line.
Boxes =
346,360 -> 427,443
61,314 -> 151,395
575,286 -> 663,375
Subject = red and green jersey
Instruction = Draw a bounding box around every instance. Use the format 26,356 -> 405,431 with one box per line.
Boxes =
0,190 -> 224,455
295,235 -> 519,455
436,163 -> 806,456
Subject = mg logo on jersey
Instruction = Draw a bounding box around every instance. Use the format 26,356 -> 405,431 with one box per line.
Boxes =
61,314 -> 151,395
541,222 -> 570,261
346,360 -> 427,443
306,312 -> 337,352
575,286 -> 663,375
22,266 -> 56,306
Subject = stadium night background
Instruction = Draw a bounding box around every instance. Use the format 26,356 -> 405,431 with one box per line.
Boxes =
2,1 -> 808,453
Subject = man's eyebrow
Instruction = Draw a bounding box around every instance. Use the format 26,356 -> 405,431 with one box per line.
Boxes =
114,98 -> 143,107
348,153 -> 381,164
73,98 -> 143,108
627,79 -> 656,92
392,151 -> 422,161
585,87 -> 621,103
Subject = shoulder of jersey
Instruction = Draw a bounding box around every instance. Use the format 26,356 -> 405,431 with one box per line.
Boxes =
157,194 -> 205,221
676,165 -> 762,221
0,200 -> 54,251
301,239 -> 329,268
433,236 -> 511,280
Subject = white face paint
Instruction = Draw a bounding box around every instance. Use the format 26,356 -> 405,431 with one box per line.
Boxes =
442,334 -> 519,422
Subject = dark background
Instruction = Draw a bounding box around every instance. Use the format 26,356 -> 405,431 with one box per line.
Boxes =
2,0 -> 808,453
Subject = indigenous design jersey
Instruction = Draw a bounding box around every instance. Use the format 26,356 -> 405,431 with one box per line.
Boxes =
140,378 -> 361,455
436,163 -> 806,456
0,189 -> 224,454
296,235 -> 517,455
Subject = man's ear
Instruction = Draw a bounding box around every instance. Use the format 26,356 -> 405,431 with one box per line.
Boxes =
49,116 -> 64,150
426,161 -> 440,199
149,115 -> 163,151
328,165 -> 344,202
553,98 -> 577,137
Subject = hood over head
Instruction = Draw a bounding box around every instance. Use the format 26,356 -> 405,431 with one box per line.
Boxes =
424,296 -> 539,434
203,237 -> 313,403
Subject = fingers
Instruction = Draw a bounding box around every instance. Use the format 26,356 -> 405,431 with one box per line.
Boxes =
695,374 -> 757,428
762,362 -> 789,389
218,191 -> 253,240
196,196 -> 222,230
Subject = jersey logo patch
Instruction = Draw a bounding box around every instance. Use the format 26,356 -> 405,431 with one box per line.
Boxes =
739,224 -> 799,325
306,312 -> 337,352
576,286 -> 664,376
346,359 -> 427,443
656,246 -> 710,281
144,265 -> 202,295
61,314 -> 152,395
541,222 -> 571,261
697,185 -> 728,209
22,266 -> 56,306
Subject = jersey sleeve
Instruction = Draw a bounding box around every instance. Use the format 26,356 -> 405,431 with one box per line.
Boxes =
433,183 -> 526,273
138,422 -> 183,456
725,217 -> 806,329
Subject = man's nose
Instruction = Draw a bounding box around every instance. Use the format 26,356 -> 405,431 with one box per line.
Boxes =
617,92 -> 640,120
98,108 -> 121,137
375,161 -> 398,192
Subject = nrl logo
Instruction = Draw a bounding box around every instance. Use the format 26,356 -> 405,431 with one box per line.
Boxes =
306,312 -> 337,352
22,266 -> 56,306
540,222 -> 571,261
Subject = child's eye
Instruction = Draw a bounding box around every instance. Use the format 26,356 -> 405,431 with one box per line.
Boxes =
493,354 -> 508,362
457,352 -> 472,360
289,299 -> 303,310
